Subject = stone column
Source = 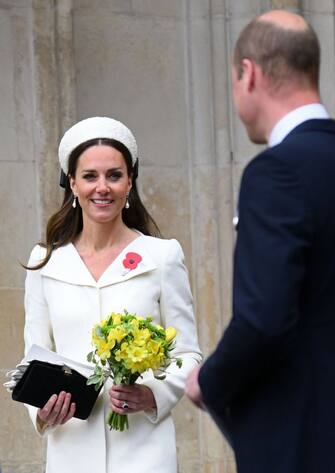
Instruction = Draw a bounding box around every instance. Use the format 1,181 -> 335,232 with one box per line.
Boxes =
0,1 -> 75,471
182,0 -> 236,470
0,1 -> 45,471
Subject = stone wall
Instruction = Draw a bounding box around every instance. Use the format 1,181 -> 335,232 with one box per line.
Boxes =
0,0 -> 334,472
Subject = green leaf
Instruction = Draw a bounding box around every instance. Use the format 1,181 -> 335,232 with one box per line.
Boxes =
95,366 -> 103,375
87,351 -> 94,362
95,378 -> 104,391
114,372 -> 124,385
95,326 -> 104,339
176,358 -> 183,368
87,374 -> 103,385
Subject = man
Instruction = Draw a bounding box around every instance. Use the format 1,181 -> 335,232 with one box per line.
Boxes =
186,10 -> 335,473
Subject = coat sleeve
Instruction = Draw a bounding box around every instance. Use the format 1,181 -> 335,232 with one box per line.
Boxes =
23,245 -> 55,435
142,239 -> 202,423
199,153 -> 313,413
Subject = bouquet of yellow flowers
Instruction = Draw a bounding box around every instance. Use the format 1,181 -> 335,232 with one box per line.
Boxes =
87,310 -> 182,431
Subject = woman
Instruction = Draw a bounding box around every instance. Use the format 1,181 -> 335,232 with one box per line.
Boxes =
24,117 -> 202,473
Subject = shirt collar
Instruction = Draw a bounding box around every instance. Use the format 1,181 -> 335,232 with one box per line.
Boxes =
268,103 -> 329,148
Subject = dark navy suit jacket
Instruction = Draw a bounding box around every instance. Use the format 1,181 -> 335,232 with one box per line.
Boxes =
199,119 -> 335,473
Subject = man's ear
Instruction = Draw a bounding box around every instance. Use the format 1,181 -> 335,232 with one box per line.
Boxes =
241,58 -> 257,92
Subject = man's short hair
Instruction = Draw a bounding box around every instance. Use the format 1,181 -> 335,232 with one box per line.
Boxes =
233,17 -> 320,89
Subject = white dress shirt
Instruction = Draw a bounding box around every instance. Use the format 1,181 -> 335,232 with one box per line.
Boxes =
269,103 -> 329,148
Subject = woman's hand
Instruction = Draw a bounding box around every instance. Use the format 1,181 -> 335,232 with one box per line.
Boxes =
37,391 -> 76,429
109,384 -> 156,414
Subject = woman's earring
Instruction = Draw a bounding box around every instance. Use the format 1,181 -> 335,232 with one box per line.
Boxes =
125,195 -> 130,209
72,195 -> 77,209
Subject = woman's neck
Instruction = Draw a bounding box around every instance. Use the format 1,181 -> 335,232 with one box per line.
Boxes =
76,218 -> 137,253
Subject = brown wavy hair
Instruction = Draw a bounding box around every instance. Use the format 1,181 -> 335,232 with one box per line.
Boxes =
26,138 -> 161,270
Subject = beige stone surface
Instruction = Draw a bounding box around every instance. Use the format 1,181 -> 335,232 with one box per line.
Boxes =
0,373 -> 45,467
270,0 -> 300,8
173,397 -> 202,472
0,12 -> 16,161
56,0 -> 77,134
0,289 -> 25,368
227,0 -> 263,16
216,168 -> 235,325
74,0 -> 133,14
1,462 -> 45,473
1,464 -> 45,473
9,3 -> 36,164
32,0 -> 63,230
303,0 -> 335,12
174,399 -> 236,472
189,165 -> 231,348
0,2 -> 34,164
0,162 -> 40,288
210,0 -> 227,16
139,165 -> 191,251
307,13 -> 335,113
132,0 -> 185,17
73,5 -> 188,169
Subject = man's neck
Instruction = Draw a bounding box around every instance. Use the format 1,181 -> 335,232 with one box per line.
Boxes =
264,89 -> 322,142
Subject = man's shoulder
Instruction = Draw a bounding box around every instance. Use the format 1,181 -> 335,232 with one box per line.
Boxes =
241,118 -> 335,190
274,119 -> 335,165
242,148 -> 281,179
249,118 -> 335,166
279,118 -> 335,151
287,118 -> 335,137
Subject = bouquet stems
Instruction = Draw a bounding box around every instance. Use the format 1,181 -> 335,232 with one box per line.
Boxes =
107,410 -> 129,431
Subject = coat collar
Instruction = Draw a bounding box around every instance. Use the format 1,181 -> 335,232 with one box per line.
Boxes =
284,118 -> 335,141
40,235 -> 157,288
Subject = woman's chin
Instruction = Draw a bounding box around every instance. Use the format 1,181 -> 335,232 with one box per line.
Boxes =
86,212 -> 121,225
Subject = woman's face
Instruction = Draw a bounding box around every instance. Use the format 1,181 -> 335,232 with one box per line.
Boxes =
70,144 -> 132,225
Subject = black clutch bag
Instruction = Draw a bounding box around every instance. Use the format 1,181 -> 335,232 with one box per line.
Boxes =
12,360 -> 101,420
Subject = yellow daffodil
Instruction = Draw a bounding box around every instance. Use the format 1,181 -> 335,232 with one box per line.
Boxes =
111,312 -> 122,325
96,340 -> 113,360
165,326 -> 177,343
130,319 -> 139,330
108,326 -> 127,344
147,339 -> 160,355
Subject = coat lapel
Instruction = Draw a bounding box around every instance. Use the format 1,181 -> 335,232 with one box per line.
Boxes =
40,236 -> 157,288
98,236 -> 157,288
40,244 -> 95,286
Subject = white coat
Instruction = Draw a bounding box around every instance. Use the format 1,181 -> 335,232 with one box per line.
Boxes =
24,235 -> 202,473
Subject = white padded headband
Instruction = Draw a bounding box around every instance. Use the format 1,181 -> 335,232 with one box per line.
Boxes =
58,116 -> 138,174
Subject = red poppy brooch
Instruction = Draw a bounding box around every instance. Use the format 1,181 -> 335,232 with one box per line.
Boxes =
122,252 -> 142,271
